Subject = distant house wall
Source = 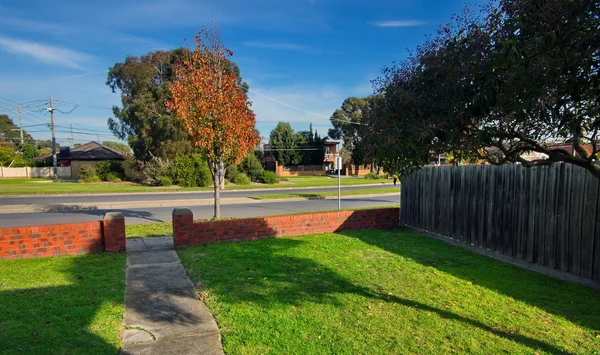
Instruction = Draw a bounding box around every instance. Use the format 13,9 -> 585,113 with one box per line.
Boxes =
276,164 -> 326,176
0,166 -> 71,178
344,164 -> 372,176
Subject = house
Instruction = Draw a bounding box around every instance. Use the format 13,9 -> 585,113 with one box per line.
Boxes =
264,139 -> 342,176
34,141 -> 125,178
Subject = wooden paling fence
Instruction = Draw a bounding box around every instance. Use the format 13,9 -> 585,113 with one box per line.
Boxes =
401,164 -> 600,282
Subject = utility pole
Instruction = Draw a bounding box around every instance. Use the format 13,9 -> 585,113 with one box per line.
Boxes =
70,123 -> 74,147
17,104 -> 23,145
47,97 -> 58,178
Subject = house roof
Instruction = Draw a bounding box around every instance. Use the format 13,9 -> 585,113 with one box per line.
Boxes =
34,141 -> 125,161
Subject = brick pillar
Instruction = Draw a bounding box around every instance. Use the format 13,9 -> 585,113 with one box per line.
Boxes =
173,208 -> 193,248
103,212 -> 126,253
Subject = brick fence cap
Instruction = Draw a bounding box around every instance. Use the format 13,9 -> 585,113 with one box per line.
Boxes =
173,208 -> 193,215
104,212 -> 124,220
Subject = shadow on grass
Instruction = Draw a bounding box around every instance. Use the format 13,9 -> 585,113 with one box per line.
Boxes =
0,253 -> 126,355
338,229 -> 600,333
179,236 -> 569,354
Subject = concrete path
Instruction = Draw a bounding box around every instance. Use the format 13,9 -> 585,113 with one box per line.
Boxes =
120,237 -> 223,355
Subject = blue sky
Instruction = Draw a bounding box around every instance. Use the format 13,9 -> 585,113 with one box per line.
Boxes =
0,0 -> 485,146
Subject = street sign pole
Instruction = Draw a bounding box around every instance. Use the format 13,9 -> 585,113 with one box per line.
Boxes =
336,156 -> 342,210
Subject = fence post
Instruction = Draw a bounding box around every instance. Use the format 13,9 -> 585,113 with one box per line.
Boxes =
103,212 -> 126,253
173,208 -> 194,248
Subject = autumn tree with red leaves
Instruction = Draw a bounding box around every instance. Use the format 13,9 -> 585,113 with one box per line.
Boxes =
167,27 -> 259,218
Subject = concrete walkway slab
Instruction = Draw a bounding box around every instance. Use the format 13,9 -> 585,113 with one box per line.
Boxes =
120,236 -> 223,355
127,237 -> 174,251
120,333 -> 223,355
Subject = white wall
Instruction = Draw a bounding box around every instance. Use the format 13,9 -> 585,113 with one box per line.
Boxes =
0,166 -> 71,178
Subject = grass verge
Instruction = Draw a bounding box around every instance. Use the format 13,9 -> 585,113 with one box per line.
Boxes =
250,188 -> 399,200
126,222 -> 173,238
178,229 -> 600,354
0,253 -> 127,355
0,177 -> 391,195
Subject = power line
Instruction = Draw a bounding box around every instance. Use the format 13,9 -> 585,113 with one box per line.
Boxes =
54,100 -> 112,111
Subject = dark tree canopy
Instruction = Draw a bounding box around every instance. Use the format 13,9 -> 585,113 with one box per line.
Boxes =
0,114 -> 34,147
269,122 -> 325,166
371,0 -> 600,177
329,97 -> 372,166
107,48 -> 248,162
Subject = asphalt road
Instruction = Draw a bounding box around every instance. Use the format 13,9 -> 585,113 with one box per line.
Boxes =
0,195 -> 399,227
0,184 -> 394,205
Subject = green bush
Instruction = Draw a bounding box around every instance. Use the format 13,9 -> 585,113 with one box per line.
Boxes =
106,173 -> 122,183
96,161 -> 125,181
240,153 -> 265,182
171,154 -> 212,187
258,171 -> 278,184
145,157 -> 172,186
232,173 -> 251,185
80,175 -> 101,183
159,176 -> 173,186
364,173 -> 376,179
226,164 -> 240,181
277,175 -> 290,182
79,165 -> 98,181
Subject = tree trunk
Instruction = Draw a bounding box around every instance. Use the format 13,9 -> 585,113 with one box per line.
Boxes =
211,161 -> 221,219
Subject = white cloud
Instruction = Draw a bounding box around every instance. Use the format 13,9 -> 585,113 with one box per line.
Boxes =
242,41 -> 329,54
369,20 -> 426,27
0,17 -> 70,36
0,35 -> 92,70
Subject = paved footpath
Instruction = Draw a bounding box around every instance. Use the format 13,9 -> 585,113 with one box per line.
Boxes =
120,237 -> 223,355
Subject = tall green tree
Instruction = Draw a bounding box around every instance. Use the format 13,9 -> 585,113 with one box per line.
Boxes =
329,97 -> 372,166
0,114 -> 34,147
269,122 -> 303,165
107,48 -> 248,162
372,0 -> 600,178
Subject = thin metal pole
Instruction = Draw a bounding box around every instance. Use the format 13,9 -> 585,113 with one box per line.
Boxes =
49,97 -> 57,178
337,158 -> 341,210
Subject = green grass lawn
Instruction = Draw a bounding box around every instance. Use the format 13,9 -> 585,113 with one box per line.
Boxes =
250,187 -> 399,200
178,229 -> 600,355
0,253 -> 127,355
0,178 -> 197,194
0,177 -> 390,195
126,222 -> 173,238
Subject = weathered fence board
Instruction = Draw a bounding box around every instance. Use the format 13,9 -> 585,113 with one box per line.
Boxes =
401,163 -> 600,283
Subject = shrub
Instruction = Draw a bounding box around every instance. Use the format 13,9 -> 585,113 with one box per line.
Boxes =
80,175 -> 101,183
79,165 -> 98,181
159,176 -> 173,186
106,173 -> 122,183
145,157 -> 172,186
277,175 -> 289,182
258,171 -> 278,184
226,164 -> 240,181
96,161 -> 125,181
171,154 -> 212,187
240,152 -> 265,182
364,173 -> 376,179
232,173 -> 251,185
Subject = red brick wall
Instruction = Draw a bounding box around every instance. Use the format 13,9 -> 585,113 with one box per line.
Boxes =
0,213 -> 126,260
173,208 -> 399,248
